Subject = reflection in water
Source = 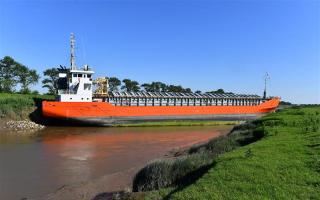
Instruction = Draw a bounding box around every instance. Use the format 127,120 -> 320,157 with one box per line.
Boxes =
0,125 -> 232,200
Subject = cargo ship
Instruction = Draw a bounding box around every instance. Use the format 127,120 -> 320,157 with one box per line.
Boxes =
42,34 -> 280,126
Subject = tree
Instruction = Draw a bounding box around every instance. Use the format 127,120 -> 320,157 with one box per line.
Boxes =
141,82 -> 192,93
0,56 -> 39,93
183,88 -> 192,93
195,90 -> 202,94
207,89 -> 225,94
108,77 -> 121,91
215,89 -> 225,94
151,82 -> 164,92
280,101 -> 292,105
121,79 -> 140,92
141,83 -> 152,92
17,66 -> 40,94
42,68 -> 59,95
31,90 -> 39,95
142,82 -> 167,92
0,56 -> 19,93
159,82 -> 168,92
166,85 -> 185,93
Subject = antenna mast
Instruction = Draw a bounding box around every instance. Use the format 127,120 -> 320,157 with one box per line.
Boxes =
70,33 -> 76,70
263,72 -> 270,99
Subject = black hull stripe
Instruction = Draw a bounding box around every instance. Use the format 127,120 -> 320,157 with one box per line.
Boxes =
45,114 -> 265,126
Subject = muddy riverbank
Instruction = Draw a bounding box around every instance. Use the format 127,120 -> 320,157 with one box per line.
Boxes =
0,125 -> 232,200
0,120 -> 45,133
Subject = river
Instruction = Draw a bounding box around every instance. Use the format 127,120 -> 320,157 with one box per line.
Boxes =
0,125 -> 232,200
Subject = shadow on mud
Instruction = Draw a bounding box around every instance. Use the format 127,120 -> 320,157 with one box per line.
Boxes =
28,98 -> 78,127
29,97 -> 47,125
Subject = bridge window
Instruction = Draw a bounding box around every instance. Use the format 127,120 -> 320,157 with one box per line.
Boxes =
84,83 -> 91,90
73,74 -> 77,77
78,74 -> 83,77
87,74 -> 92,78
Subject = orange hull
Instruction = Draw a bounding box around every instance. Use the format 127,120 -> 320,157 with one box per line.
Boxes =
42,98 -> 280,124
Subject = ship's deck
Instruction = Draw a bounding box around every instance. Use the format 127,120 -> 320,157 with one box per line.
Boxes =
93,91 -> 267,107
108,91 -> 261,99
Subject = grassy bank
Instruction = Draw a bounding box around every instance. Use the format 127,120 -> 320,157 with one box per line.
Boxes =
112,120 -> 242,127
127,106 -> 320,199
0,93 -> 54,120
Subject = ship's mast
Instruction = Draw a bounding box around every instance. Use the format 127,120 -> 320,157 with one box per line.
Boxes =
70,33 -> 76,70
263,72 -> 270,99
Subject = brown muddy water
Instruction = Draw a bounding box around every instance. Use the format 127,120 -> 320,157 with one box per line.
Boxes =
0,125 -> 232,200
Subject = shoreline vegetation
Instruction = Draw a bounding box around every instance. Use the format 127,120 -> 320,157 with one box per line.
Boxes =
0,93 -> 53,132
0,93 -> 54,120
99,105 -> 320,200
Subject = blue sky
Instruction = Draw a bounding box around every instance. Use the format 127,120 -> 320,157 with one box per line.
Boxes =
0,0 -> 319,104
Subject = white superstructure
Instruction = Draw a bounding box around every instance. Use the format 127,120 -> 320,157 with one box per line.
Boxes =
57,34 -> 94,102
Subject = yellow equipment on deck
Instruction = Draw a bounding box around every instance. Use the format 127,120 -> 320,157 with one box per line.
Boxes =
93,77 -> 109,97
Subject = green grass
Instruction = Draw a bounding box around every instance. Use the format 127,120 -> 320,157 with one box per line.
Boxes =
0,93 -> 54,120
136,106 -> 320,200
132,118 -> 264,194
112,120 -> 241,127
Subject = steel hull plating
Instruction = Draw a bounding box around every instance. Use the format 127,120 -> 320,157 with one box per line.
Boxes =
42,98 -> 280,126
45,114 -> 264,126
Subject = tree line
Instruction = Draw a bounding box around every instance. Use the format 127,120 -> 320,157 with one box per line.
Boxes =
0,56 -> 39,94
108,78 -> 193,93
107,78 -> 229,94
0,56 -> 229,95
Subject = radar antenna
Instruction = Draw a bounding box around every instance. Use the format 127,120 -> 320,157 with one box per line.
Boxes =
70,33 -> 76,70
263,72 -> 270,99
